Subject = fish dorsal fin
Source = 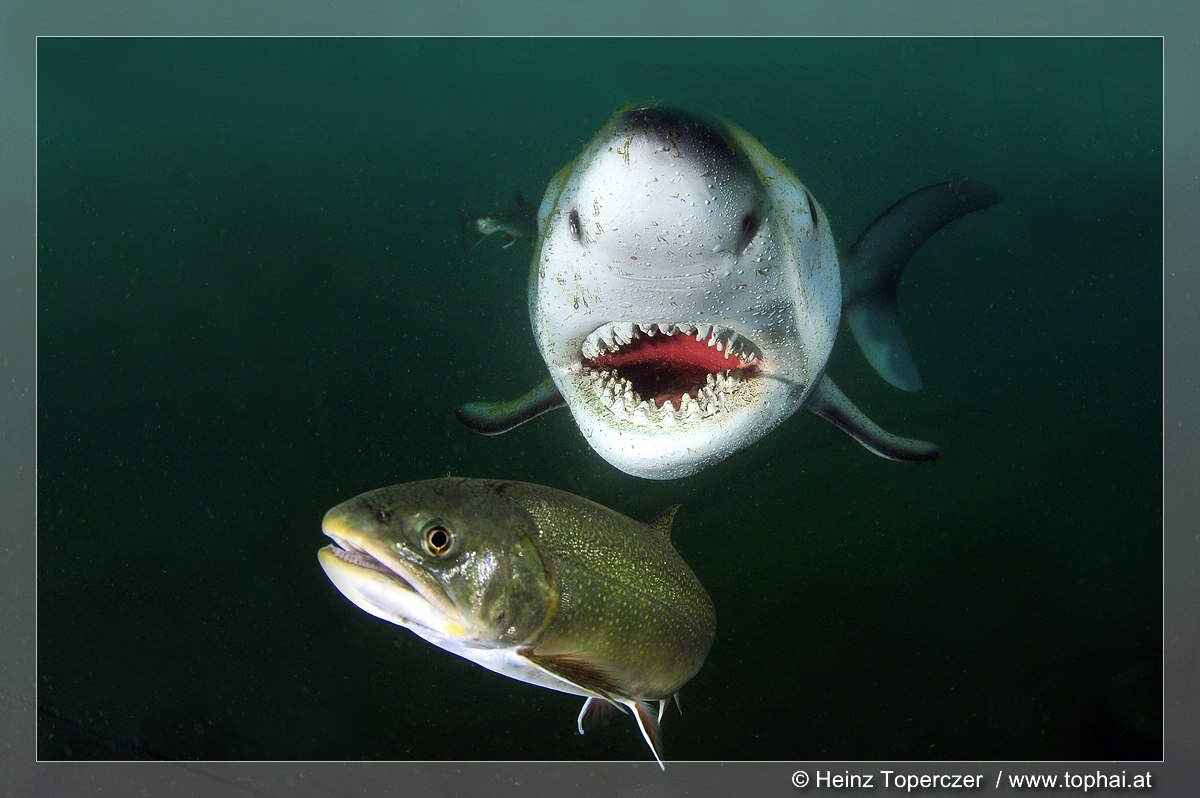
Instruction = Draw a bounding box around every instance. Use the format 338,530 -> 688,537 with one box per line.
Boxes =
520,648 -> 622,699
514,192 -> 526,207
646,505 -> 680,540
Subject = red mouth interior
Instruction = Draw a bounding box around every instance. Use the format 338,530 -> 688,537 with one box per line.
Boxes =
587,334 -> 757,408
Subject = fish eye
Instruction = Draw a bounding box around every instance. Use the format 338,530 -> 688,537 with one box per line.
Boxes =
568,208 -> 583,242
422,522 -> 453,558
735,209 -> 761,253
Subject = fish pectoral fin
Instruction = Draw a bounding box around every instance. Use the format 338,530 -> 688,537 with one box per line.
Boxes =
576,696 -> 623,735
519,647 -> 623,699
804,376 -> 940,462
456,378 -> 566,436
628,699 -> 666,770
500,234 -> 517,249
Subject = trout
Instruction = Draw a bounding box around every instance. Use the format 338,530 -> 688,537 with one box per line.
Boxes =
317,477 -> 715,767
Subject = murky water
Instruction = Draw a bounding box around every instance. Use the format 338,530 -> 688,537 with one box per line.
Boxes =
37,37 -> 1161,762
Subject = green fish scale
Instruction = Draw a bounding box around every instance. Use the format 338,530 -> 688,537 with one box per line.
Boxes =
504,483 -> 716,701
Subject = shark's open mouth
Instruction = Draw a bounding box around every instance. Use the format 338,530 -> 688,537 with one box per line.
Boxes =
579,322 -> 761,421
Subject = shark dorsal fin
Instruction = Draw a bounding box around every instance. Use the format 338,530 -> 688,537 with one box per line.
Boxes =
646,505 -> 680,540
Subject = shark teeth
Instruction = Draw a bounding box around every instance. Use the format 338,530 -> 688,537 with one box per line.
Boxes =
581,322 -> 761,362
586,368 -> 746,424
578,322 -> 763,425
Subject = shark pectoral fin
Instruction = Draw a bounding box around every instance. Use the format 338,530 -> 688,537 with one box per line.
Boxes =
455,377 -> 566,436
842,179 -> 1003,392
628,700 -> 666,770
805,376 -> 940,462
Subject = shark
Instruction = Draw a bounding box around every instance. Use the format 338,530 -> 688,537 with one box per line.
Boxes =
457,105 -> 1001,479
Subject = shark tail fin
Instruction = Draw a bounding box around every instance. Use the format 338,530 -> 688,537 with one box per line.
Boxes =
841,179 -> 1002,392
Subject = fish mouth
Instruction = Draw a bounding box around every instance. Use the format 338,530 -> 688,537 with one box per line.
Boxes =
319,517 -> 463,635
579,322 -> 762,423
321,533 -> 406,581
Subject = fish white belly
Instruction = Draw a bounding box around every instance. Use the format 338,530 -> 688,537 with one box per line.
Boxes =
407,625 -> 595,698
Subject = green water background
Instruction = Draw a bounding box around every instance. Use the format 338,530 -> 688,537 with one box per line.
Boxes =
37,37 -> 1162,762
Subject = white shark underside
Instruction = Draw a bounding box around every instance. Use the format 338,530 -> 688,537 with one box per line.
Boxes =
458,106 -> 1001,479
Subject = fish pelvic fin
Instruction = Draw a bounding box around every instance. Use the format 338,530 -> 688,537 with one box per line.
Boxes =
577,695 -> 668,769
456,377 -> 566,435
577,696 -> 622,735
629,699 -> 666,770
804,375 -> 940,462
526,651 -> 669,768
841,179 -> 1002,392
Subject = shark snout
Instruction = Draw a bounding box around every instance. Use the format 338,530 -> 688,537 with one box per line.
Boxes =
613,106 -> 743,167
